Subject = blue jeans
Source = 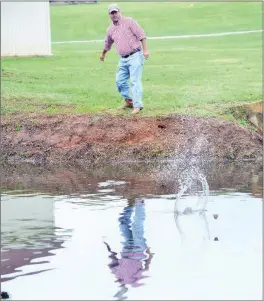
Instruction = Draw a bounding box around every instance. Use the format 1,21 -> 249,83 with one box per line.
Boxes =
118,200 -> 147,255
116,51 -> 145,108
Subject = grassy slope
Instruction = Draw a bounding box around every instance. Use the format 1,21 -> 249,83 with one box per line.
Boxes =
2,2 -> 262,117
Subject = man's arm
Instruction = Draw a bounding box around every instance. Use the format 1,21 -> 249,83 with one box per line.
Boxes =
103,241 -> 119,264
100,32 -> 114,61
143,248 -> 154,271
140,38 -> 149,59
100,49 -> 108,62
129,18 -> 149,59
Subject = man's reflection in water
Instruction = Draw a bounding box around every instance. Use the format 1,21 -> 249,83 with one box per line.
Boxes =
104,198 -> 154,300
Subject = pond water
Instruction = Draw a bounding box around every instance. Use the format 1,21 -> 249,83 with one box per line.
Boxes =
1,161 -> 263,300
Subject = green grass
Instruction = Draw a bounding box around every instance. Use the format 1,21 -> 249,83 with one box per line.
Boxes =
1,2 -> 262,117
50,2 -> 261,41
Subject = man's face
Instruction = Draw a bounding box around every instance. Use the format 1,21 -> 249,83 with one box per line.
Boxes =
109,10 -> 121,22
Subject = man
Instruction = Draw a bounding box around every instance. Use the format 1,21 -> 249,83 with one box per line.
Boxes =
100,3 -> 150,114
104,199 -> 154,299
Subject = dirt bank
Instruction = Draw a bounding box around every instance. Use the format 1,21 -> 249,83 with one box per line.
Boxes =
1,113 -> 263,165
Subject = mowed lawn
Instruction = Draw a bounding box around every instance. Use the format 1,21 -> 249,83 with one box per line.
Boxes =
2,2 -> 262,117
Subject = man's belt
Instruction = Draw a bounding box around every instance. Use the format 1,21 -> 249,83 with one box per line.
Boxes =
122,48 -> 141,58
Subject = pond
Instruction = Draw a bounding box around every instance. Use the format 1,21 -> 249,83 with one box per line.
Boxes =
1,161 -> 262,300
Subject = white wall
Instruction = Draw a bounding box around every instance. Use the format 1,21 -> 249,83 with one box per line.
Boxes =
1,2 -> 52,57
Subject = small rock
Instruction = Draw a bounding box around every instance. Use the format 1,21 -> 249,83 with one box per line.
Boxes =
213,214 -> 218,219
214,237 -> 219,241
1,292 -> 10,299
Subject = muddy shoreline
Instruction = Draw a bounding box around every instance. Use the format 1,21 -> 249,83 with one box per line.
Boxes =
1,160 -> 263,199
1,113 -> 263,166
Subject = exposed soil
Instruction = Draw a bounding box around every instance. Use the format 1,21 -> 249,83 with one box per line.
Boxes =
1,112 -> 263,166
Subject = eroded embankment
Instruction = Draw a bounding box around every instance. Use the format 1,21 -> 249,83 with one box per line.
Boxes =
1,113 -> 263,165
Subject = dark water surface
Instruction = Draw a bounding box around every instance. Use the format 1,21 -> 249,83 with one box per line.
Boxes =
1,161 -> 262,300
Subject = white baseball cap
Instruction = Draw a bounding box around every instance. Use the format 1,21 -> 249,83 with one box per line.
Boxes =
108,3 -> 120,13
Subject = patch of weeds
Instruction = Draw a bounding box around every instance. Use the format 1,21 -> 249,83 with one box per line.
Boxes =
222,113 -> 235,122
15,124 -> 22,131
239,120 -> 249,127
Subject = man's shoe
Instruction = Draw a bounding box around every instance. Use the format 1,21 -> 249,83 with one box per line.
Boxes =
120,99 -> 133,110
131,107 -> 143,114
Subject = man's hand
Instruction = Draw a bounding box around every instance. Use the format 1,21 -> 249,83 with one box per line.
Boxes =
100,54 -> 105,62
143,50 -> 150,59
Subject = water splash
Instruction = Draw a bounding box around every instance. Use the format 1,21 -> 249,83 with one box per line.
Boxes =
172,164 -> 211,252
174,166 -> 209,215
